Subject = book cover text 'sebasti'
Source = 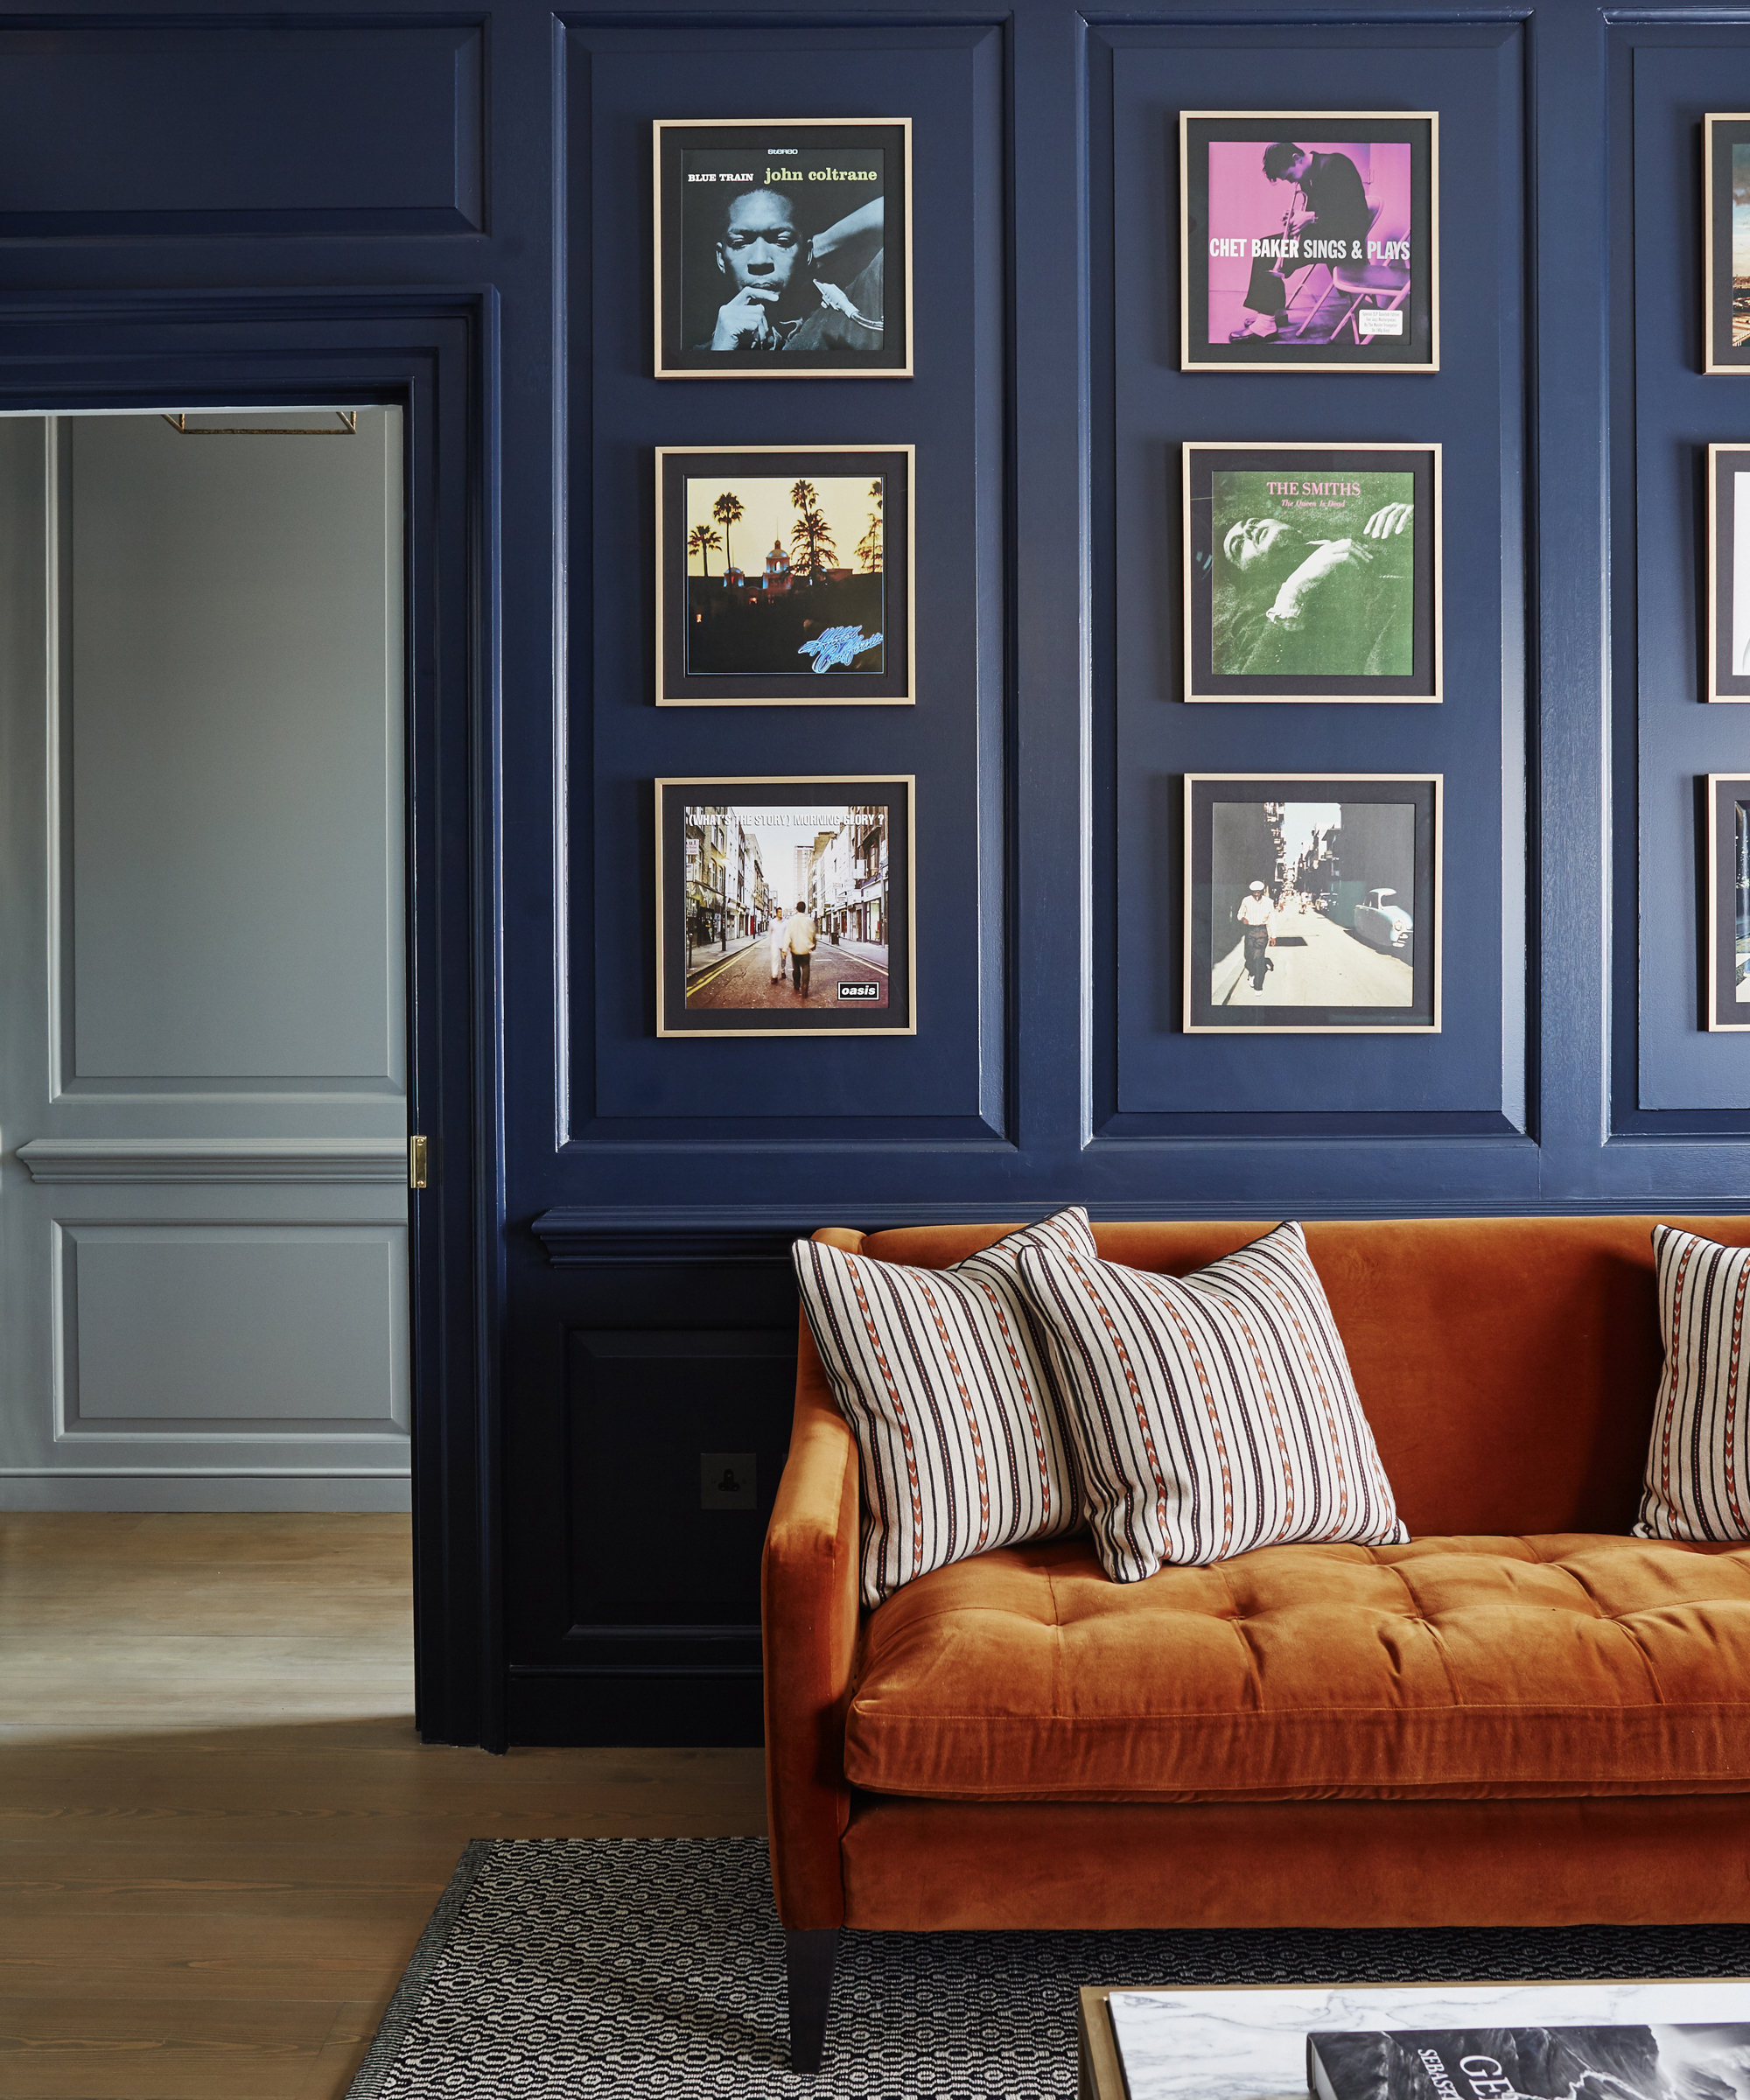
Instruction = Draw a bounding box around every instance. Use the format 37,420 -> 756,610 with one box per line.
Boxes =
1308,2024 -> 1750,2100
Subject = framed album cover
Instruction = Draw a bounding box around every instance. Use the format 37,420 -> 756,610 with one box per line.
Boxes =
1704,116 -> 1750,374
1183,443 -> 1441,703
655,446 -> 913,706
654,779 -> 915,1036
653,118 -> 912,378
1184,774 -> 1441,1033
1708,444 -> 1750,696
1180,112 -> 1438,372
1705,774 -> 1750,1028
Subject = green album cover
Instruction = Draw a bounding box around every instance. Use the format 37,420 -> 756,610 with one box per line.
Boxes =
1210,468 -> 1416,679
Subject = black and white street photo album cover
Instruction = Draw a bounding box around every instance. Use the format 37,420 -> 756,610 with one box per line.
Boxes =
653,118 -> 912,377
1184,774 -> 1441,1032
654,779 -> 915,1036
654,447 -> 913,705
1183,444 -> 1441,703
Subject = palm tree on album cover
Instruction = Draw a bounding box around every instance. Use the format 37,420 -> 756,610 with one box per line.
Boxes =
788,480 -> 838,582
857,480 -> 884,573
687,522 -> 723,578
711,491 -> 744,578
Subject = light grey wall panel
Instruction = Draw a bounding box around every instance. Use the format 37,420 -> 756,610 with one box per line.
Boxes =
58,1222 -> 408,1436
0,414 -> 411,1510
63,410 -> 404,1087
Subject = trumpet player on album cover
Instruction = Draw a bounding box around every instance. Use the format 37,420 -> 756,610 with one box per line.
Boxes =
1205,137 -> 1411,346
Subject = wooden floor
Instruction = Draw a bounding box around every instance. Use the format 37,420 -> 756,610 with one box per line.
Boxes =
0,1514 -> 769,2099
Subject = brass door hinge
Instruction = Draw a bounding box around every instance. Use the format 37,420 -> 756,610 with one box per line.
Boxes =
409,1135 -> 430,1190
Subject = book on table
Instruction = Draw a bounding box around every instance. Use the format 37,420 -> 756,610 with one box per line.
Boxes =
1306,2024 -> 1750,2100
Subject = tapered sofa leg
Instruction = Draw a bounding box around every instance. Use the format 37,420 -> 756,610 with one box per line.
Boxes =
784,1927 -> 839,2073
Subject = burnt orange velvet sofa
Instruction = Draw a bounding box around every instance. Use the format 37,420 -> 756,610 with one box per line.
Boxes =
761,1214 -> 1750,2066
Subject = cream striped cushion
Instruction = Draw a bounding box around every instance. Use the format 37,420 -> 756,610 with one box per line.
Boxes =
1016,1222 -> 1406,1583
1635,1226 -> 1750,1540
794,1209 -> 1092,1606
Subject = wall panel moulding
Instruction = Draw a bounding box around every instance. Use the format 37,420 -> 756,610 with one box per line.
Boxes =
0,23 -> 485,238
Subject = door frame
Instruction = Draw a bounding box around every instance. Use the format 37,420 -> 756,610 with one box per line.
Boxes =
0,290 -> 506,1748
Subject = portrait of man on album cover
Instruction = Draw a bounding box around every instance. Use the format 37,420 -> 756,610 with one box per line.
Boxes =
654,119 -> 913,378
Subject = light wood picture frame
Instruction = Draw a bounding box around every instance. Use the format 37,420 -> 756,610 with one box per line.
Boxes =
1180,111 -> 1438,373
1706,444 -> 1750,697
1704,116 -> 1750,374
1182,443 -> 1442,703
654,446 -> 914,706
653,118 -> 913,379
1183,773 -> 1442,1033
654,778 -> 916,1036
1705,773 -> 1750,1028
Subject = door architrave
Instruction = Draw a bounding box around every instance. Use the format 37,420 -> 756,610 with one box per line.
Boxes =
0,289 -> 506,1750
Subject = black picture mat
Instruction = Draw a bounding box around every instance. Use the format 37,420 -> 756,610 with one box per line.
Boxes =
1710,120 -> 1750,373
1712,448 -> 1750,698
1181,114 -> 1435,369
1185,446 -> 1438,700
1710,776 -> 1750,1028
655,120 -> 909,377
1185,774 -> 1438,1031
658,449 -> 910,704
657,779 -> 913,1034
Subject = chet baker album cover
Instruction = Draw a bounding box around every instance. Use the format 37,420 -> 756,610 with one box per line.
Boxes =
653,119 -> 912,377
1180,112 -> 1438,371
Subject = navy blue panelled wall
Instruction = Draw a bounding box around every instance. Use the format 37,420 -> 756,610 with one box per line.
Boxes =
8,0 -> 1750,1746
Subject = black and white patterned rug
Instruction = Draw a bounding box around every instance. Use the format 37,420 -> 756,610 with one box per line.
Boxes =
346,1837 -> 1750,2097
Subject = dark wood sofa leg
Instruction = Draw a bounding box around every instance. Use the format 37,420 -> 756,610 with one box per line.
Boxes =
785,1927 -> 839,2073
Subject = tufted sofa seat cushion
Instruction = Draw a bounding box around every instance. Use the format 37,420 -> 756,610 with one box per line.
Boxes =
843,1533 -> 1750,1802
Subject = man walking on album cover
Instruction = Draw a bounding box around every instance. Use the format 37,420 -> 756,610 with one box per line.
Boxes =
786,900 -> 817,997
1236,880 -> 1276,991
1228,141 -> 1372,345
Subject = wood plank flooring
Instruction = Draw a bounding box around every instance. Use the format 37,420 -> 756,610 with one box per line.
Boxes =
0,1514 -> 769,2098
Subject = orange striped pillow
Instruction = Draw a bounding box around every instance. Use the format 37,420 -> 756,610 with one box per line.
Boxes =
794,1208 -> 1092,1606
1017,1221 -> 1405,1583
1636,1225 -> 1750,1540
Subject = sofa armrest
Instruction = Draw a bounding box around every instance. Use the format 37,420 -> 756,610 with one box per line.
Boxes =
762,1246 -> 863,1930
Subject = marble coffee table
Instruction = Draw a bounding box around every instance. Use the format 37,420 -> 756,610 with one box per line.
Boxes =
1076,1975 -> 1750,2100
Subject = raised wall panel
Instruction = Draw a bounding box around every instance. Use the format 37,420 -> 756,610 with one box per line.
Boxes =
1089,24 -> 1530,1141
61,410 -> 405,1094
56,1222 -> 408,1439
1617,32 -> 1750,1128
564,21 -> 1010,1150
0,25 -> 483,238
563,1328 -> 794,1631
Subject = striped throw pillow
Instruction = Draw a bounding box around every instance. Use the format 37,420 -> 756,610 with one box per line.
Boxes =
1635,1225 -> 1750,1541
1016,1222 -> 1406,1583
794,1208 -> 1092,1607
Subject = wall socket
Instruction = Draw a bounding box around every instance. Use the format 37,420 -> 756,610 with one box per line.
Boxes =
700,1452 -> 756,1509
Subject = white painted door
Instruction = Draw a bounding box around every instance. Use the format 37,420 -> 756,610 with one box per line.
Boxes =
0,409 -> 410,1509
